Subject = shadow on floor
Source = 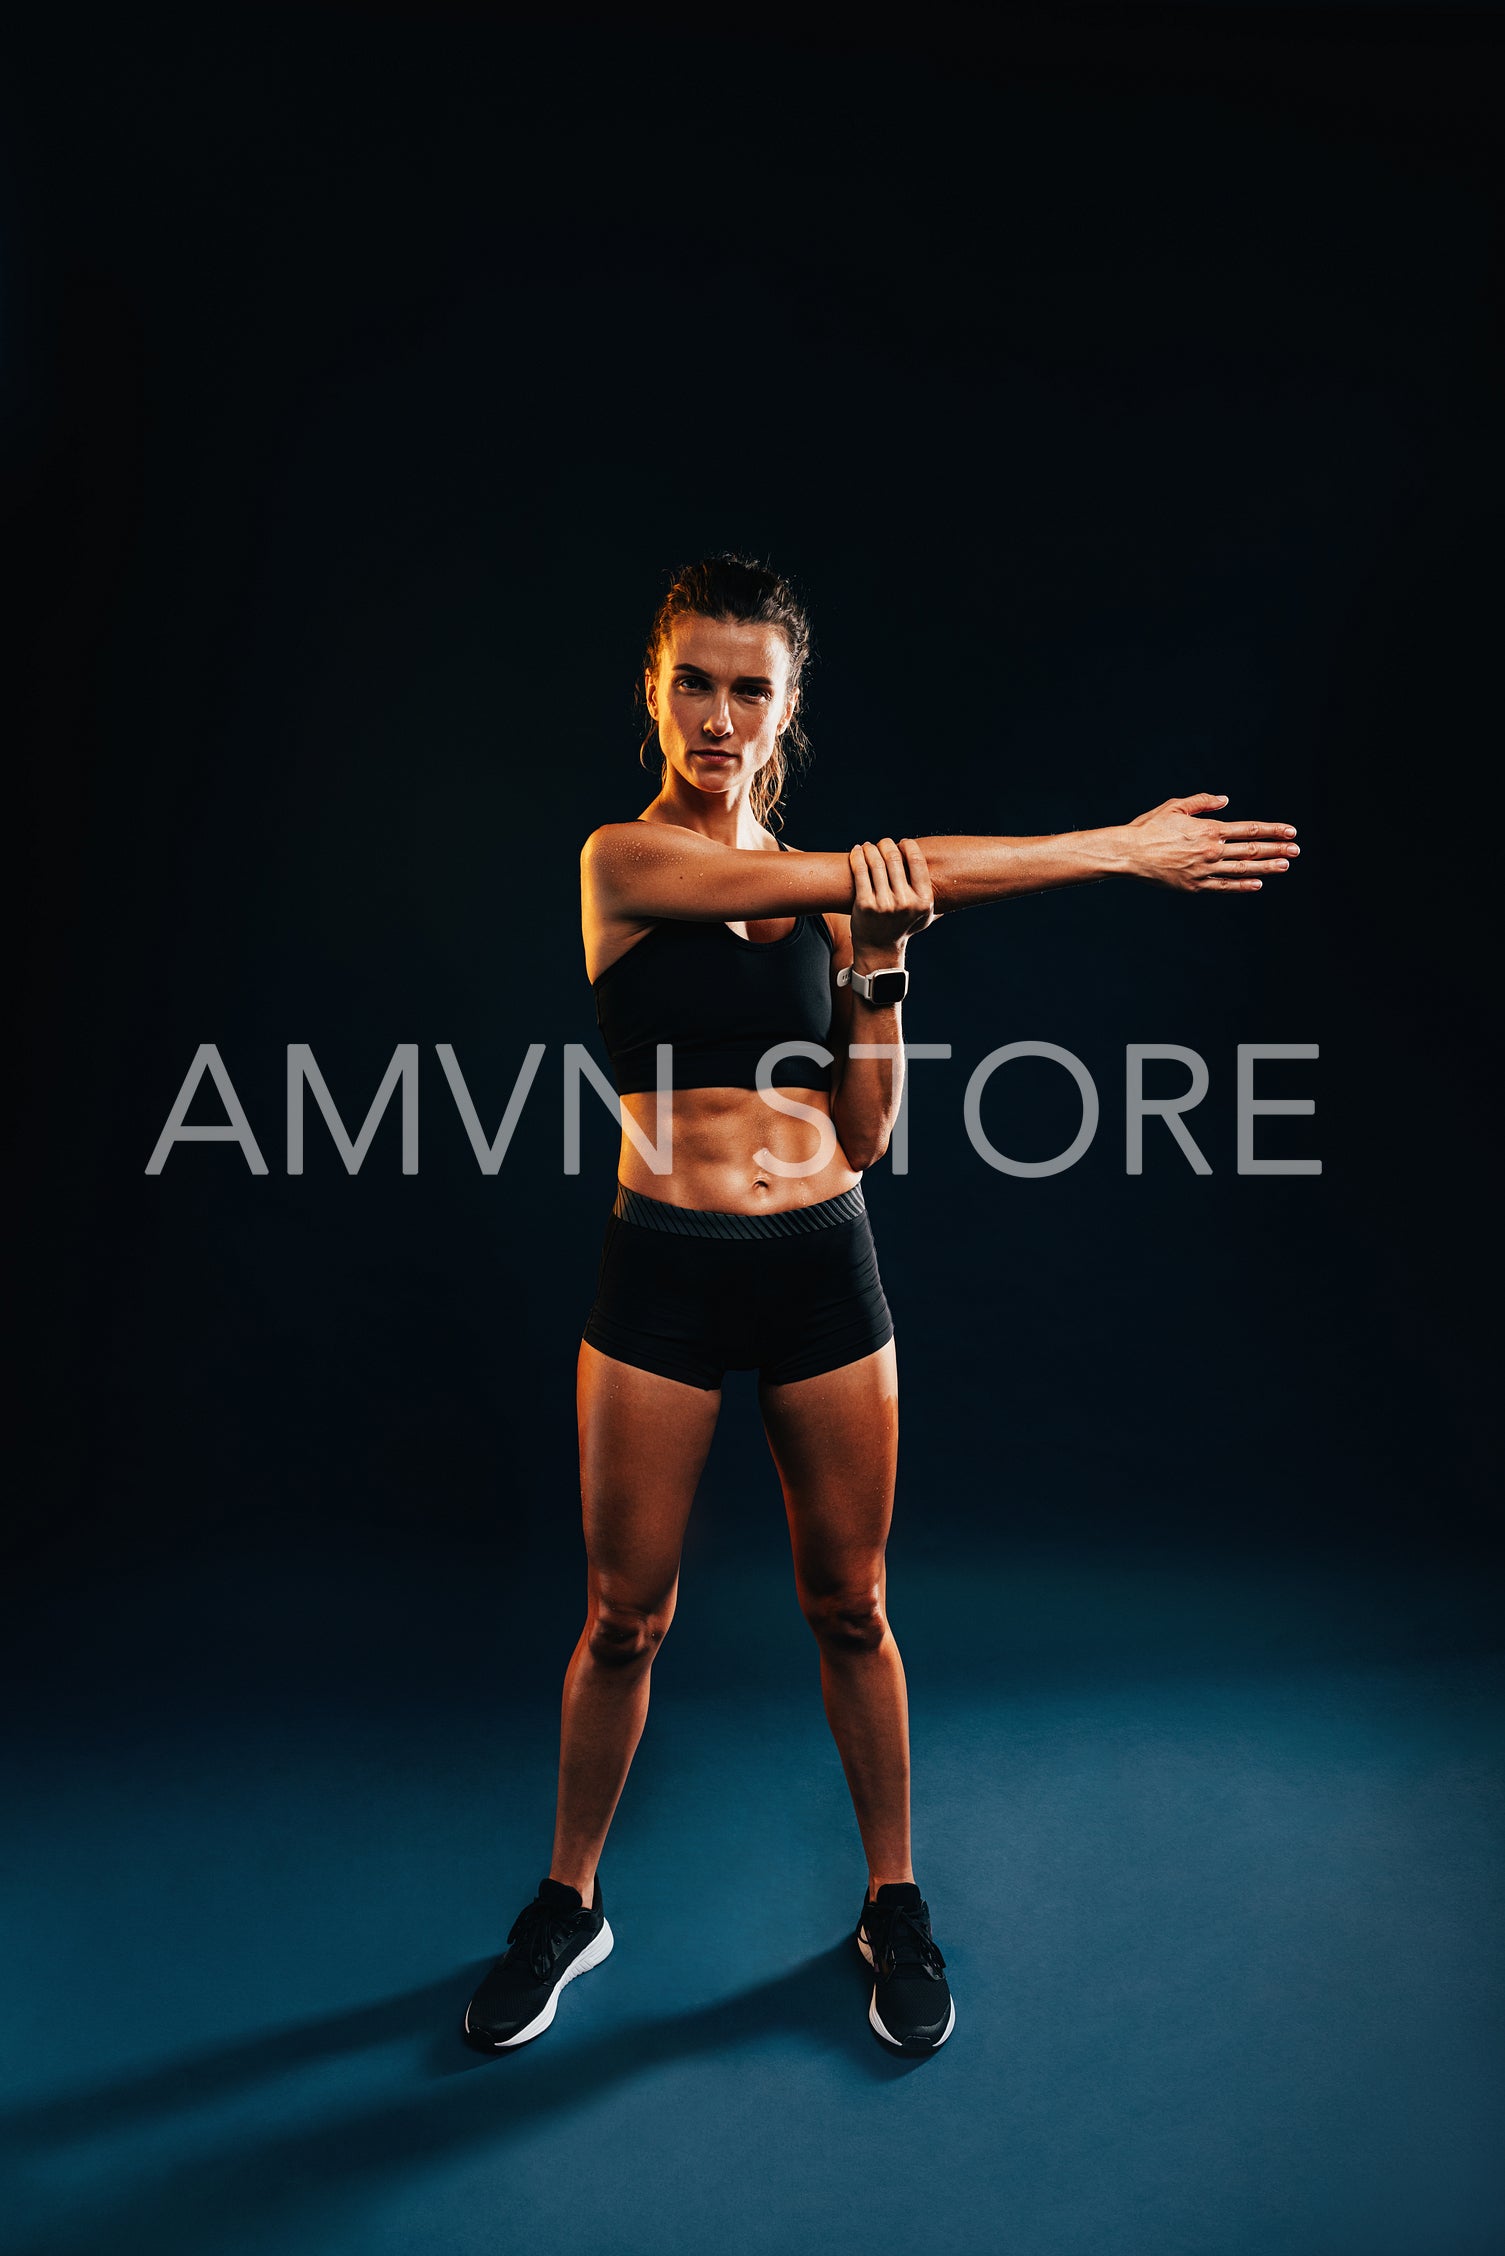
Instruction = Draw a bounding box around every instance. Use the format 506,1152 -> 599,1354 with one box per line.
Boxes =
13,1938 -> 925,2256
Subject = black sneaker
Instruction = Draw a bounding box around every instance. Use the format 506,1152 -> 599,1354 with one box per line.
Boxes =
462,1876 -> 614,2051
855,1880 -> 955,2054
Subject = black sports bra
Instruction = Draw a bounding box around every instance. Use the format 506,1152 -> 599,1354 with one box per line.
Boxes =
592,838 -> 837,1095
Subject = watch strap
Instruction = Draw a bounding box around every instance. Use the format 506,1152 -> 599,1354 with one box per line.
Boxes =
838,963 -> 909,1004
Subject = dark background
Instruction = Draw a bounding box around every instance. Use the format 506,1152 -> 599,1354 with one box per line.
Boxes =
5,13 -> 1504,2255
6,1 -> 1501,1589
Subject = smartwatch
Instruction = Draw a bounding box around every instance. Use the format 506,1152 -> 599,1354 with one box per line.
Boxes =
837,963 -> 910,1007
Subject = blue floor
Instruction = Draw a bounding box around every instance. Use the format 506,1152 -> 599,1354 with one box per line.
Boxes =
5,1530 -> 1502,2256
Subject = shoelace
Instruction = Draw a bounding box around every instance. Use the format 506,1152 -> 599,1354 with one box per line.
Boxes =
871,1902 -> 947,1981
505,1897 -> 575,1981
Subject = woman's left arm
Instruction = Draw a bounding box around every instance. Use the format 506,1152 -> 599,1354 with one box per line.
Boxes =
828,841 -> 940,1172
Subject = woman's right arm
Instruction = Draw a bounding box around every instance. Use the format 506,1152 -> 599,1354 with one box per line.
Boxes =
582,793 -> 1299,924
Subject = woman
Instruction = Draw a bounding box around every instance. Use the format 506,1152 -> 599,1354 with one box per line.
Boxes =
463,554 -> 1298,2058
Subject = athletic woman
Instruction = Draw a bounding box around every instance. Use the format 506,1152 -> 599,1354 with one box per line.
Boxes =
462,555 -> 1299,2058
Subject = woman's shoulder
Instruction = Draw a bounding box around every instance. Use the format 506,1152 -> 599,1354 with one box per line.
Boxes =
580,818 -> 648,860
587,820 -> 791,867
583,818 -> 755,863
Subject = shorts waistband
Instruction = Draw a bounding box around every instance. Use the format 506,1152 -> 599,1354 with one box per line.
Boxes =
611,1181 -> 867,1240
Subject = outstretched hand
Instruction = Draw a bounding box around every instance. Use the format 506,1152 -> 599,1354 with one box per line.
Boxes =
1124,794 -> 1299,892
849,837 -> 942,957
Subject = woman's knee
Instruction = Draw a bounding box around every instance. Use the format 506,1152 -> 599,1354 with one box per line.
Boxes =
586,1585 -> 676,1670
800,1583 -> 888,1657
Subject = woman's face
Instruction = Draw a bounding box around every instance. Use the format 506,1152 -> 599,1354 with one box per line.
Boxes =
646,615 -> 797,802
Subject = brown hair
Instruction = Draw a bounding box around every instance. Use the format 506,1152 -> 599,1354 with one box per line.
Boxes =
639,553 -> 813,831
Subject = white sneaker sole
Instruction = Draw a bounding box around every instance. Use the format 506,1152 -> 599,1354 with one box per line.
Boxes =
857,1927 -> 956,2051
466,1918 -> 615,2050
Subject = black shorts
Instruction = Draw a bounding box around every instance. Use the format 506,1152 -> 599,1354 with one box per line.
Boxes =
581,1181 -> 895,1390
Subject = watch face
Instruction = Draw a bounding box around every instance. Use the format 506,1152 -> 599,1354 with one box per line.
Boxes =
867,968 -> 909,1006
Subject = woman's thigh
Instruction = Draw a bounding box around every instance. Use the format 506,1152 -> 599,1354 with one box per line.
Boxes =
577,1339 -> 723,1613
757,1340 -> 900,1601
